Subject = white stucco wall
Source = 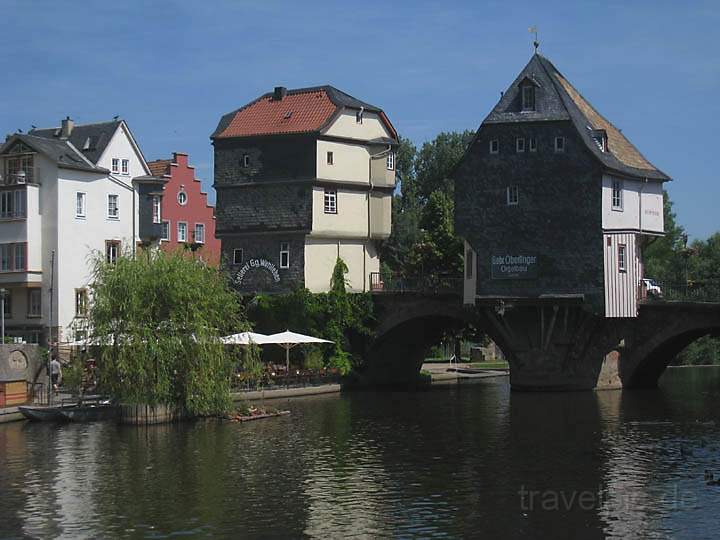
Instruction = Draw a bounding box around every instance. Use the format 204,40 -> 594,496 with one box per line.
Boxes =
304,237 -> 379,293
323,110 -> 392,140
317,140 -> 370,184
311,186 -> 369,238
601,174 -> 664,234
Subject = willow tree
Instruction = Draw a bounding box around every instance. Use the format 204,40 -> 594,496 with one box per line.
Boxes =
90,249 -> 248,415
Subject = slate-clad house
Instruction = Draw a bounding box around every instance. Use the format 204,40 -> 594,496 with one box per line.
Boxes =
0,118 -> 164,344
212,85 -> 397,293
454,54 -> 670,317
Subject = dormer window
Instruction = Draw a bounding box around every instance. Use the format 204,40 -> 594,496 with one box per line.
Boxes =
591,129 -> 608,152
522,85 -> 536,112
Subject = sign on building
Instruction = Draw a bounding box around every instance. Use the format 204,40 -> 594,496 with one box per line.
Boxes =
491,255 -> 538,279
233,258 -> 281,286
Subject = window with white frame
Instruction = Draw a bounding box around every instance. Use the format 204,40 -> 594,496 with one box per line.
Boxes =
516,138 -> 525,153
529,137 -> 537,152
611,179 -> 623,210
76,192 -> 86,218
618,244 -> 627,273
121,159 -> 129,175
386,152 -> 395,170
194,223 -> 205,244
28,289 -> 41,317
177,222 -> 187,242
152,195 -> 161,224
233,248 -> 243,265
161,220 -> 170,241
105,240 -> 120,264
324,189 -> 337,214
111,158 -> 119,173
75,288 -> 88,317
0,243 -> 25,271
177,191 -> 187,206
0,189 -> 26,219
107,194 -> 119,219
522,85 -> 536,111
14,243 -> 25,271
507,185 -> 519,206
489,139 -> 499,154
327,151 -> 334,165
554,136 -> 565,152
279,242 -> 290,269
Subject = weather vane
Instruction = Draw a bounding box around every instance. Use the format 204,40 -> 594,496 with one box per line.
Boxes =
529,26 -> 539,53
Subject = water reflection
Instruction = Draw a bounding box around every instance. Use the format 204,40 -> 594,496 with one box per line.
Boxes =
0,368 -> 718,539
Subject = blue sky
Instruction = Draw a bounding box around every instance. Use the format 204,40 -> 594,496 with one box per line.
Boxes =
1,0 -> 718,239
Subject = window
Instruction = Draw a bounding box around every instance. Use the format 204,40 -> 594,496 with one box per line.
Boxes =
107,194 -> 119,219
152,195 -> 161,224
611,179 -> 623,210
279,242 -> 290,269
522,85 -> 536,111
177,191 -> 187,206
327,151 -> 334,165
618,244 -> 627,273
529,137 -> 537,152
233,248 -> 243,265
507,186 -> 519,206
0,244 -> 8,271
554,137 -> 565,152
324,189 -> 337,214
111,158 -> 119,173
177,222 -> 187,242
14,244 -> 25,271
5,155 -> 34,183
161,220 -> 170,241
2,291 -> 11,319
76,192 -> 86,218
28,289 -> 41,317
121,159 -> 129,175
1,189 -> 26,219
386,152 -> 395,170
516,138 -> 525,153
242,154 -> 250,168
489,139 -> 499,154
465,248 -> 474,279
105,240 -> 120,264
194,223 -> 205,244
75,289 -> 88,317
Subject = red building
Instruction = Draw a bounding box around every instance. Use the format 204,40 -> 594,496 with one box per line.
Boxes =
148,153 -> 220,265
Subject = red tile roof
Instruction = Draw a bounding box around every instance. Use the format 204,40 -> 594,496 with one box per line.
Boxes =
148,159 -> 171,177
216,89 -> 338,139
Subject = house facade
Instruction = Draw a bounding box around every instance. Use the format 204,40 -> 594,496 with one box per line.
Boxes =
148,153 -> 220,265
454,54 -> 670,318
212,85 -> 396,293
0,118 -> 163,344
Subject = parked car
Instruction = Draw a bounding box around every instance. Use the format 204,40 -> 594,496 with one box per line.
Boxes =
642,278 -> 663,299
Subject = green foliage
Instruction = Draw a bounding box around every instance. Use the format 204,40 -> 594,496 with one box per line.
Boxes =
249,258 -> 373,374
644,191 -> 686,283
675,335 -> 720,366
240,344 -> 263,381
303,347 -> 325,370
62,355 -> 85,395
90,249 -> 248,416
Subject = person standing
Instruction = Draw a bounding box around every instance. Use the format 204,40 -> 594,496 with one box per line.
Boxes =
50,356 -> 62,394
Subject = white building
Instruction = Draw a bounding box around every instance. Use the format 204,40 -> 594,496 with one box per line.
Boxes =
0,117 -> 162,343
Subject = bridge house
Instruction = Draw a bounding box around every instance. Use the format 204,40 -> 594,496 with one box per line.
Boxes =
454,54 -> 671,318
212,86 -> 397,293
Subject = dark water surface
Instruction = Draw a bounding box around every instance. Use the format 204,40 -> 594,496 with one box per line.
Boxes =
1,368 -> 720,539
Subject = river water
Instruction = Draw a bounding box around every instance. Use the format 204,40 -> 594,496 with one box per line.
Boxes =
1,367 -> 719,539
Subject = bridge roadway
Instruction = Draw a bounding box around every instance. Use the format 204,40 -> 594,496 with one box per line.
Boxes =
359,291 -> 720,391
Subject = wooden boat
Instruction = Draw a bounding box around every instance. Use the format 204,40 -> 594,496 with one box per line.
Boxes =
18,405 -> 71,422
57,402 -> 118,422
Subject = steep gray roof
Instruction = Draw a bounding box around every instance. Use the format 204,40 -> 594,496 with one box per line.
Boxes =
0,133 -> 104,173
29,120 -> 121,165
484,54 -> 670,181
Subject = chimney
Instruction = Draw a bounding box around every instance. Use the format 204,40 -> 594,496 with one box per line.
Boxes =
61,116 -> 74,138
272,86 -> 287,101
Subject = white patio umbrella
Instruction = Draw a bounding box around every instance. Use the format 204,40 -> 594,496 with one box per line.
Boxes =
263,330 -> 333,372
220,332 -> 270,345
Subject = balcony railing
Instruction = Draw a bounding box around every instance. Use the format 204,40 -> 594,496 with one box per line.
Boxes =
0,167 -> 38,186
370,272 -> 463,295
639,280 -> 720,303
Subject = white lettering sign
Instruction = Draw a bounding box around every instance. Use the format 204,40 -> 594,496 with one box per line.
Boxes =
234,258 -> 281,285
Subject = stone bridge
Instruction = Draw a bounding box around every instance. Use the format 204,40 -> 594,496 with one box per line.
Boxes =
359,293 -> 720,391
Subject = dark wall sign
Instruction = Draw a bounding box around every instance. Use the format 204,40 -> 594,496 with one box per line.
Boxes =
491,255 -> 538,279
234,258 -> 281,285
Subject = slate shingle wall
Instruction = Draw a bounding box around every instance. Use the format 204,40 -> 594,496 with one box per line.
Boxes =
454,120 -> 605,307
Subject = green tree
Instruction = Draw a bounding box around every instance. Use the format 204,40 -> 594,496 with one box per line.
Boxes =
90,249 -> 248,415
643,191 -> 686,283
413,130 -> 475,202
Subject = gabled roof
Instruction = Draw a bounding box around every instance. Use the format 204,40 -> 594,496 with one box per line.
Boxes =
0,133 -> 105,173
212,85 -> 397,140
148,159 -> 172,177
484,54 -> 670,181
29,120 -> 122,165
